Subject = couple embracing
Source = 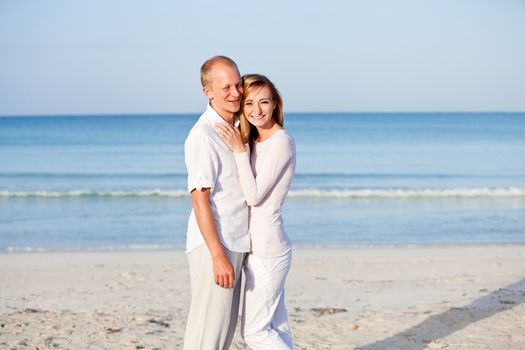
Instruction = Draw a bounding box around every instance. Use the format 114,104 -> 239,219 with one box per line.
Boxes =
183,56 -> 296,350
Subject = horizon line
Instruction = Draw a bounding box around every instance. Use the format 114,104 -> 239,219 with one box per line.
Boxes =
1,110 -> 525,118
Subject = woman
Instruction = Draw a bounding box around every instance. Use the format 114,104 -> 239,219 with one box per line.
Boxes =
215,74 -> 296,350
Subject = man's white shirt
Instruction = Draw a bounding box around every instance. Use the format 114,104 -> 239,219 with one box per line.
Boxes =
184,104 -> 250,253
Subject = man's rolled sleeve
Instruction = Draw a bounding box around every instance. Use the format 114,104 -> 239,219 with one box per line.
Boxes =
185,133 -> 217,193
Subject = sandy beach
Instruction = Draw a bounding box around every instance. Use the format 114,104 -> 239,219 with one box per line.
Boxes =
1,245 -> 524,349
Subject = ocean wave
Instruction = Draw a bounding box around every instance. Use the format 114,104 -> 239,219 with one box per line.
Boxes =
0,189 -> 189,198
1,188 -> 524,199
2,172 -> 522,180
0,172 -> 186,179
4,243 -> 184,253
288,188 -> 525,198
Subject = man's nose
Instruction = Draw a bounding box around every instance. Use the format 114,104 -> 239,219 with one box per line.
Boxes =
231,87 -> 241,97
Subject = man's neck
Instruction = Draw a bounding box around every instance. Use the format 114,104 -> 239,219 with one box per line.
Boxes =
210,102 -> 235,125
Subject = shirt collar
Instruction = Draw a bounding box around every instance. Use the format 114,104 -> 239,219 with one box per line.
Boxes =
203,103 -> 239,126
204,104 -> 226,124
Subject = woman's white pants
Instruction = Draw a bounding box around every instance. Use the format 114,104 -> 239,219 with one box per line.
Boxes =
242,251 -> 293,350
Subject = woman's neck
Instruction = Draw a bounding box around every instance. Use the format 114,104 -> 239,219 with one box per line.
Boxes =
256,121 -> 282,142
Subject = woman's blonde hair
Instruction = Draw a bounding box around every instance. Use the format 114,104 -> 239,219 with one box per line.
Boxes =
239,74 -> 283,148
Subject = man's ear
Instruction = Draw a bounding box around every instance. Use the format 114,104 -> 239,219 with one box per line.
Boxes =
203,86 -> 213,100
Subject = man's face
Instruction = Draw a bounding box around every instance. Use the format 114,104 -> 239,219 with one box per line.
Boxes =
204,63 -> 243,119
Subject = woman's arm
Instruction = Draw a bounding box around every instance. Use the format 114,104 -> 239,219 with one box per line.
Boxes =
233,138 -> 292,206
215,123 -> 293,206
214,123 -> 245,153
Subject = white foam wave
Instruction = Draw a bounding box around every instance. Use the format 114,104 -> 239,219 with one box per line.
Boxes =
1,188 -> 524,199
5,244 -> 183,253
0,189 -> 189,198
288,188 -> 525,198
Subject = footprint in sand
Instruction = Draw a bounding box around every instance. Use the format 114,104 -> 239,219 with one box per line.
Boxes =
425,340 -> 448,349
119,272 -> 136,279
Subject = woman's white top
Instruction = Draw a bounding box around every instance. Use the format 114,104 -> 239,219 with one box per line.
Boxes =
233,129 -> 296,258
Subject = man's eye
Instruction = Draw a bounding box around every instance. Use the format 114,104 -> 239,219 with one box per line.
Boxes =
245,102 -> 252,106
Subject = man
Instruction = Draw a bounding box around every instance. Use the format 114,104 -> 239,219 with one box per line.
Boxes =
183,56 -> 250,350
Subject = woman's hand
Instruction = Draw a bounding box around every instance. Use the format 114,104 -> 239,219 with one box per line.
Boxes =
215,123 -> 246,153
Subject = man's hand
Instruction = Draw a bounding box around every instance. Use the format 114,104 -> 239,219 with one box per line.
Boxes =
212,250 -> 235,289
191,188 -> 236,289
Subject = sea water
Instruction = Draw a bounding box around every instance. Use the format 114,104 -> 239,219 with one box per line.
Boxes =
1,113 -> 524,252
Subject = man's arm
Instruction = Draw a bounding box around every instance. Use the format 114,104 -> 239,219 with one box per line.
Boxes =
191,188 -> 235,289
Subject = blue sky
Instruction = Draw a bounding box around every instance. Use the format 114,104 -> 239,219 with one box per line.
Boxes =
1,0 -> 524,115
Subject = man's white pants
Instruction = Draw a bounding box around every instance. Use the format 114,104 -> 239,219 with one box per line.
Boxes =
183,244 -> 245,350
242,251 -> 293,350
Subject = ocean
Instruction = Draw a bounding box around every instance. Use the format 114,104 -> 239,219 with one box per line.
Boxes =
1,113 -> 524,252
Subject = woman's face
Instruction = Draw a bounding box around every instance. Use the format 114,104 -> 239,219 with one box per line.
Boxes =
243,86 -> 276,129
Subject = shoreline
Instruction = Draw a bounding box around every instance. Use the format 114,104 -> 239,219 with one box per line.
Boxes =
2,241 -> 525,255
0,242 -> 525,257
1,245 -> 524,349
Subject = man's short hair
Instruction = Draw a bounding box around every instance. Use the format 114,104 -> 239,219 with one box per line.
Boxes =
200,55 -> 238,88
